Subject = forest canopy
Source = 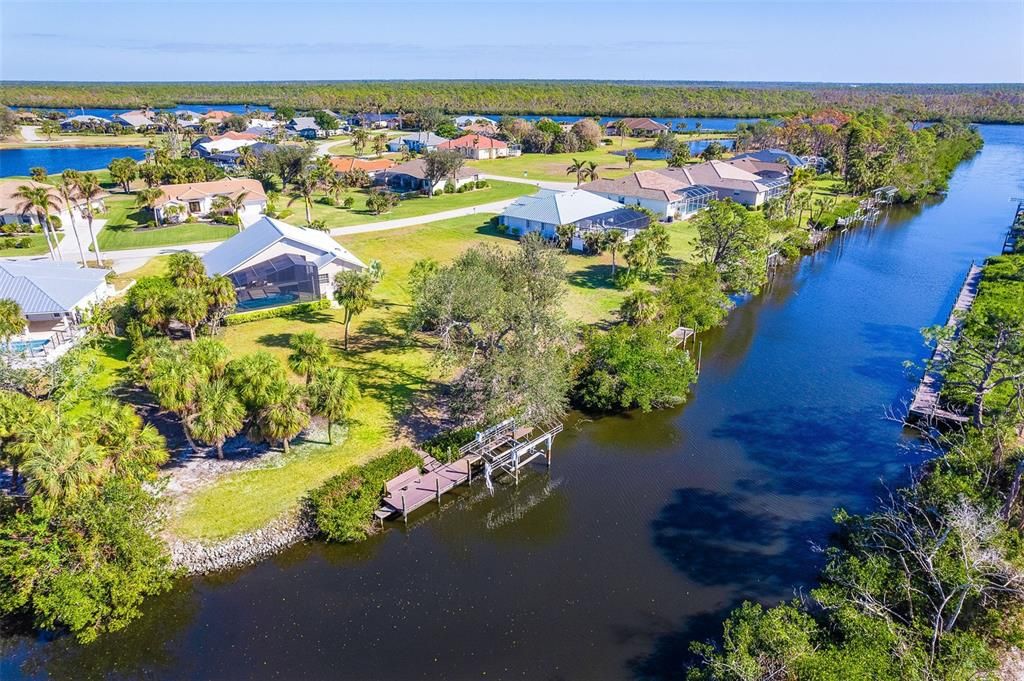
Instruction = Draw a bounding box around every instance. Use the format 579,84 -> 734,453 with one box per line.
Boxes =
2,81 -> 1023,122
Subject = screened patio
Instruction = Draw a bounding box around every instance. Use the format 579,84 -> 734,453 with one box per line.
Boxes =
228,253 -> 322,311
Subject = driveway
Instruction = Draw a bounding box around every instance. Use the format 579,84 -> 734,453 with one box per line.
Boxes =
19,125 -> 44,143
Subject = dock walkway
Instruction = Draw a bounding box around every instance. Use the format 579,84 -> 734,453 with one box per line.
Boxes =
908,263 -> 983,425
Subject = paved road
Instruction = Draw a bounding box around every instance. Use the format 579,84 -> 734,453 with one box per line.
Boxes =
5,174 -> 563,273
477,173 -> 576,191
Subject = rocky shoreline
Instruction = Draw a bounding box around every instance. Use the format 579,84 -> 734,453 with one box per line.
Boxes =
168,512 -> 317,575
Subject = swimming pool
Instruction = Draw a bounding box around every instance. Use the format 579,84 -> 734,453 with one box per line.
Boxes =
235,292 -> 300,311
4,338 -> 51,354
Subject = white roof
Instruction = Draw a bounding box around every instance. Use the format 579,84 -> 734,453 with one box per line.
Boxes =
202,216 -> 365,275
197,138 -> 259,154
0,260 -> 110,315
501,189 -> 626,226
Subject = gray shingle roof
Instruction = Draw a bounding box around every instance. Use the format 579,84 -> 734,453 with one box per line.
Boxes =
0,260 -> 110,315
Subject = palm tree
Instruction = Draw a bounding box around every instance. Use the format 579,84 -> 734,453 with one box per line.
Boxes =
288,173 -> 317,225
75,173 -> 105,266
253,384 -> 310,454
333,269 -> 377,351
189,380 -> 245,459
372,133 -> 387,157
325,173 -> 346,205
174,288 -> 209,341
57,171 -> 88,266
352,128 -> 370,155
13,184 -> 61,260
308,366 -> 360,444
135,186 -> 164,224
614,120 -> 628,146
227,351 -> 289,410
581,161 -> 600,183
605,229 -> 625,276
0,298 -> 26,348
148,352 -> 208,452
625,151 -> 637,169
187,336 -> 231,378
566,159 -> 586,187
210,192 -> 251,230
288,331 -> 330,384
84,397 -> 167,481
18,414 -> 107,506
555,223 -> 575,250
619,288 -> 659,326
205,275 -> 237,333
785,167 -> 815,217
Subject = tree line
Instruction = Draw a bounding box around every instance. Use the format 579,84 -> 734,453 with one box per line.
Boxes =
3,81 -> 1023,122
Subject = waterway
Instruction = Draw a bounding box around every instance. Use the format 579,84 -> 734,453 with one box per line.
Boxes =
0,146 -> 147,178
1,125 -> 1021,681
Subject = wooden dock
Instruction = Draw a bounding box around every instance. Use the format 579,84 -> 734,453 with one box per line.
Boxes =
907,263 -> 983,426
1002,200 -> 1024,254
376,419 -> 563,522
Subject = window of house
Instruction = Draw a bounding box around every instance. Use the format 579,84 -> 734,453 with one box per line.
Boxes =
318,273 -> 329,285
188,201 -> 202,212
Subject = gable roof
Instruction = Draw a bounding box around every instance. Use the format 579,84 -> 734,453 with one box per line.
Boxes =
155,178 -> 267,207
501,189 -> 626,226
382,158 -> 478,181
732,149 -> 806,167
725,157 -> 791,177
113,110 -> 155,127
288,117 -> 320,131
202,216 -> 365,275
329,157 -> 395,174
437,134 -> 507,150
395,132 -> 448,147
0,179 -> 109,214
581,170 -> 691,202
202,110 -> 234,120
0,260 -> 110,315
608,117 -> 669,132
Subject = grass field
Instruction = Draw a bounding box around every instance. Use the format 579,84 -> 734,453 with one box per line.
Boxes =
96,194 -> 236,250
468,134 -> 733,182
0,232 -> 63,256
0,130 -> 156,150
164,211 -> 698,539
296,179 -> 533,227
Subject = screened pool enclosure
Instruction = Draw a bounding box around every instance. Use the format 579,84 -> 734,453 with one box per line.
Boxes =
228,253 -> 322,311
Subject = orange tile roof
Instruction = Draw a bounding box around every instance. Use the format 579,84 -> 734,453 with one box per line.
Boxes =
202,110 -> 233,120
438,134 -> 507,150
210,131 -> 260,141
328,157 -> 395,174
155,178 -> 266,207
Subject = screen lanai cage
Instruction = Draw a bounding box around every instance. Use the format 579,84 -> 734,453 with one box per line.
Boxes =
229,253 -> 322,311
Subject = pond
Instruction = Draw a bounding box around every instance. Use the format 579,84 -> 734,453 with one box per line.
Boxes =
2,125 -> 1020,681
611,139 -> 736,160
0,146 -> 147,178
519,115 -> 766,131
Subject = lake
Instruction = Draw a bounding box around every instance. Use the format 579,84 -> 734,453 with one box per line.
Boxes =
0,146 -> 148,178
519,115 -> 765,131
612,139 -> 737,160
2,125 -> 1020,680
14,103 -> 273,119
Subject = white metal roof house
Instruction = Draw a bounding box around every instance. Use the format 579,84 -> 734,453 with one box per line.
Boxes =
0,179 -> 109,228
60,114 -> 110,130
499,189 -> 650,247
202,217 -> 365,312
0,260 -> 113,363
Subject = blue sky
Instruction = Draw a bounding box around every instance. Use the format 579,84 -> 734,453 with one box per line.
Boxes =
2,0 -> 1022,83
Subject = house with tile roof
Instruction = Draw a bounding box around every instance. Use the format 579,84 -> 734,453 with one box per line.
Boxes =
329,157 -> 395,178
0,259 -> 113,363
376,159 -> 481,194
202,216 -> 365,312
437,134 -> 515,160
201,110 -> 234,122
153,178 -> 267,226
0,179 -> 109,228
499,189 -> 649,247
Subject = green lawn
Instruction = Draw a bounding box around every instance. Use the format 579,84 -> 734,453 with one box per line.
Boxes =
469,134 -> 734,182
158,211 -> 698,540
0,232 -> 63,256
96,195 -> 236,250
295,179 -> 533,228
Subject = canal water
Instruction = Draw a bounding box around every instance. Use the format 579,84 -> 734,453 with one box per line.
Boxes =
2,125 -> 1021,680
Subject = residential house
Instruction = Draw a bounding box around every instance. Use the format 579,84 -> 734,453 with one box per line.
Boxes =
725,157 -> 791,180
201,110 -> 234,123
582,160 -> 788,217
377,159 -> 481,194
461,121 -> 499,136
0,260 -> 113,363
201,216 -> 365,311
499,189 -> 649,248
153,178 -> 267,226
286,116 -> 342,139
731,148 -> 807,168
351,113 -> 401,129
437,134 -> 512,160
387,132 -> 448,153
604,117 -> 670,136
245,117 -> 281,136
60,114 -> 109,131
212,142 -> 282,167
329,157 -> 395,178
112,109 -> 157,130
172,110 -> 204,129
454,115 -> 497,128
191,131 -> 261,160
0,179 -> 108,227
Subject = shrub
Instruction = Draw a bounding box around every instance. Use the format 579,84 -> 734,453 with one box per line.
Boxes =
16,238 -> 31,248
184,214 -> 198,223
342,197 -> 355,209
308,446 -> 422,542
276,209 -> 294,221
456,184 -> 470,193
223,298 -> 330,326
474,180 -> 488,189
318,196 -> 336,206
422,426 -> 480,463
1,237 -> 14,249
444,180 -> 456,194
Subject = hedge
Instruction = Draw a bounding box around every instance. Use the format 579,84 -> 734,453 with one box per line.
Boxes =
422,426 -> 479,464
307,446 -> 422,542
224,298 -> 331,326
